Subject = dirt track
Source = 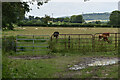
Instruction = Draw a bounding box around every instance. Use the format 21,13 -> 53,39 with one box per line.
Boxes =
9,55 -> 56,60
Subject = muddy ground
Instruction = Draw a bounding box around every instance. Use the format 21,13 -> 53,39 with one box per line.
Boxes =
8,55 -> 56,60
8,55 -> 120,78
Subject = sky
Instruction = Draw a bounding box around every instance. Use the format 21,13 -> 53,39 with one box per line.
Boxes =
25,0 -> 120,18
51,0 -> 119,2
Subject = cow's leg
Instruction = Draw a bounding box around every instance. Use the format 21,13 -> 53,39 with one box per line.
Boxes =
103,37 -> 109,43
99,35 -> 102,40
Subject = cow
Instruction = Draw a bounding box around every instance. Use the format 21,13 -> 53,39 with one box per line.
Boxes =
99,32 -> 110,43
53,31 -> 59,39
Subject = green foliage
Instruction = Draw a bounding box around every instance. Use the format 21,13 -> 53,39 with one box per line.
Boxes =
43,15 -> 51,24
70,15 -> 84,23
2,0 -> 50,30
109,10 -> 120,26
54,17 -> 64,22
2,36 -> 16,54
17,19 -> 46,26
64,17 -> 70,22
70,15 -> 76,23
2,2 -> 30,30
95,21 -> 101,24
18,21 -> 114,27
29,16 -> 34,20
2,56 -> 60,78
75,15 -> 84,23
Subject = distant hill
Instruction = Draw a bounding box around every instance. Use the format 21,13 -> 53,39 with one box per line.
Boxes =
82,13 -> 110,21
60,12 -> 111,22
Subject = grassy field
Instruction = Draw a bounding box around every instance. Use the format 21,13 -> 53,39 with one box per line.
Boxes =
2,27 -> 119,78
3,27 -> 118,36
0,49 -> 2,79
2,51 -> 119,78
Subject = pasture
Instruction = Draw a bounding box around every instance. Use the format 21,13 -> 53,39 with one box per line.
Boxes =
3,27 -> 118,36
2,27 -> 119,78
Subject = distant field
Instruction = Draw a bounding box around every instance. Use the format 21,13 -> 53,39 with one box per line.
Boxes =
85,20 -> 109,23
3,27 -> 118,36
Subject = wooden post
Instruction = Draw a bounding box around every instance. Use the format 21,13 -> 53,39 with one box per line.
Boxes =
92,35 -> 95,52
115,33 -> 117,49
51,36 -> 52,41
78,35 -> 80,49
33,35 -> 34,51
16,35 -> 18,52
68,36 -> 70,49
65,35 -> 66,49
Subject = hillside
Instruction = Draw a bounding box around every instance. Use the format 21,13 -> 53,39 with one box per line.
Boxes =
82,13 -> 110,21
60,12 -> 111,22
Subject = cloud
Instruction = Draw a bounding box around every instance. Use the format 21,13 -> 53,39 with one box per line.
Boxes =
51,0 -> 119,2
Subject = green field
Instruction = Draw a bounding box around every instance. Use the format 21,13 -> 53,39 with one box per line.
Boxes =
2,27 -> 119,78
3,27 -> 118,36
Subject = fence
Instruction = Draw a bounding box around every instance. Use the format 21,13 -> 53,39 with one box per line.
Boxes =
16,35 -> 50,53
2,33 -> 119,53
51,33 -> 120,52
94,33 -> 120,52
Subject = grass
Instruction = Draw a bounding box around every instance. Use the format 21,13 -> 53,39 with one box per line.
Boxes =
3,27 -> 118,36
2,56 -> 61,78
2,27 -> 119,78
2,51 -> 119,78
0,49 -> 2,79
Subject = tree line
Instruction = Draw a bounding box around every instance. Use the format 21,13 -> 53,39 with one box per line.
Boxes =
26,14 -> 84,23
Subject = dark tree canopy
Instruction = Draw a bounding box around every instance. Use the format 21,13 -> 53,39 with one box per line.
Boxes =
109,10 -> 120,26
43,14 -> 51,24
70,15 -> 84,23
2,0 -> 50,30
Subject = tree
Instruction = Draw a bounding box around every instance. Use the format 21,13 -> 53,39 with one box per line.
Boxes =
70,15 -> 84,23
109,10 -> 120,26
70,15 -> 76,23
35,17 -> 41,20
64,17 -> 70,22
54,18 -> 64,22
76,15 -> 84,23
2,2 -> 30,30
95,21 -> 101,24
29,16 -> 34,20
2,0 -> 50,30
43,14 -> 51,24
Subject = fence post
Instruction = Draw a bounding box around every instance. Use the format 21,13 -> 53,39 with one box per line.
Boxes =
78,35 -> 80,49
68,36 -> 70,49
115,33 -> 117,49
65,35 -> 66,49
92,35 -> 95,52
33,35 -> 34,51
16,35 -> 18,52
51,36 -> 52,41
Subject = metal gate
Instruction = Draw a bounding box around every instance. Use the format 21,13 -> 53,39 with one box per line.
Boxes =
94,33 -> 120,52
16,33 -> 120,53
51,34 -> 93,52
50,33 -> 120,52
16,35 -> 50,53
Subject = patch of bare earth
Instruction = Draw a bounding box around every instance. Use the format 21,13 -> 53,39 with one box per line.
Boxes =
54,56 -> 120,78
8,55 -> 56,60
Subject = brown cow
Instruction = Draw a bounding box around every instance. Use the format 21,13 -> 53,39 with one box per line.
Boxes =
99,32 -> 110,43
